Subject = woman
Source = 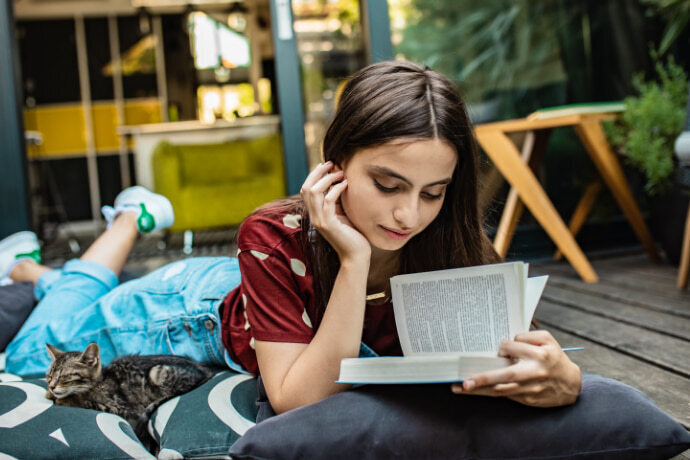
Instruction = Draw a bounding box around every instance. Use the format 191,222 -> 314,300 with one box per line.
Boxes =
3,61 -> 581,413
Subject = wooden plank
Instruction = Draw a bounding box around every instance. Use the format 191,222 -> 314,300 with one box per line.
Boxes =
563,252 -> 680,285
535,300 -> 690,377
672,451 -> 690,460
602,262 -> 679,283
532,265 -> 690,317
565,268 -> 690,305
545,328 -> 690,428
582,258 -> 690,296
542,284 -> 690,341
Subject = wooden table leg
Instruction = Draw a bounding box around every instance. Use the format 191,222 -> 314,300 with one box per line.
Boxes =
574,120 -> 661,261
554,181 -> 602,260
494,130 -> 552,257
494,132 -> 535,257
476,128 -> 598,282
677,202 -> 690,289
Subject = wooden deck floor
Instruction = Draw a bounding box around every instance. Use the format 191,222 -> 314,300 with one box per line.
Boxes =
29,236 -> 690,457
531,251 -> 690,437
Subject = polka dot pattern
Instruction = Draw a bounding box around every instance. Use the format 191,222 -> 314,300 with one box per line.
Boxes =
250,250 -> 269,260
249,337 -> 255,350
282,214 -> 301,229
243,310 -> 250,331
290,258 -> 306,277
302,309 -> 313,328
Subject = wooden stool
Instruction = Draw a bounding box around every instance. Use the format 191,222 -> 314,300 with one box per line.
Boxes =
678,202 -> 690,289
475,113 -> 660,283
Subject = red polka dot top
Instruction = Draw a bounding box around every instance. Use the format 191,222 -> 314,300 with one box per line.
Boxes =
221,202 -> 402,374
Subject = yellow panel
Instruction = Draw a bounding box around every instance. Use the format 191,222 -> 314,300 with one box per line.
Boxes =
92,104 -> 119,152
125,100 -> 162,125
24,106 -> 86,157
24,99 -> 162,157
124,100 -> 162,149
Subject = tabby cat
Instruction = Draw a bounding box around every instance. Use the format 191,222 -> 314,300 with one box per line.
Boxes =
45,343 -> 215,431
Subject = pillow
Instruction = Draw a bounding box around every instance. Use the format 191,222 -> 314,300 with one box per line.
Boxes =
0,374 -> 154,459
229,374 -> 690,460
0,282 -> 37,352
0,371 -> 259,459
148,370 -> 258,459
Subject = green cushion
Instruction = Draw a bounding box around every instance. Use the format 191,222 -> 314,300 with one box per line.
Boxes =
0,371 -> 259,459
177,142 -> 251,184
151,135 -> 286,231
149,371 -> 258,458
0,375 -> 154,459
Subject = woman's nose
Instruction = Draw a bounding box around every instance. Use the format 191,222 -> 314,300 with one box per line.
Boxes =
393,200 -> 419,229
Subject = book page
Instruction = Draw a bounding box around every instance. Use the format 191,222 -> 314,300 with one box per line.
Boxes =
391,262 -> 524,356
524,275 -> 548,329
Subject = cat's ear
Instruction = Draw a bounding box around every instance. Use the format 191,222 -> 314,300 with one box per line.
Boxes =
81,343 -> 101,368
46,344 -> 64,361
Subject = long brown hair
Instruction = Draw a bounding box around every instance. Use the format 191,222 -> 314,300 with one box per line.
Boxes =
256,61 -> 499,329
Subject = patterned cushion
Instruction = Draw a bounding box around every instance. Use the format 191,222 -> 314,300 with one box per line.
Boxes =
0,371 -> 258,459
149,371 -> 257,459
0,374 -> 154,459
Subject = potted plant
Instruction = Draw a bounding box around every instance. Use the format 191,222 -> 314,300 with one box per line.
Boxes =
605,57 -> 689,264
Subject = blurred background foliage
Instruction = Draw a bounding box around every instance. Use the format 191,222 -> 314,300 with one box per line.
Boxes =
389,0 -> 688,122
388,0 -> 689,253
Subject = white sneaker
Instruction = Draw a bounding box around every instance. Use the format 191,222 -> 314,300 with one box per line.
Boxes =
0,231 -> 42,279
101,186 -> 174,233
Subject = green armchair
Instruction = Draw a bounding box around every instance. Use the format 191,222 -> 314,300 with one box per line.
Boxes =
152,134 -> 286,231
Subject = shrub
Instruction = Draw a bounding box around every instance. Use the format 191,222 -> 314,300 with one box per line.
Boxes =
606,57 -> 688,195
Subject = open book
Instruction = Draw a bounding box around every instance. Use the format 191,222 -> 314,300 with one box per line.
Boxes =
337,262 -> 548,384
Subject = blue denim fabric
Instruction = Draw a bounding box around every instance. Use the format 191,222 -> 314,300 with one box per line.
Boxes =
6,257 -> 243,376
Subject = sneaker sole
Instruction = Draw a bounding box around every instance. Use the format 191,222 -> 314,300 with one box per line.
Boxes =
0,231 -> 39,254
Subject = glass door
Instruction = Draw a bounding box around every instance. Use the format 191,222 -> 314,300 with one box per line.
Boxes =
291,0 -> 367,168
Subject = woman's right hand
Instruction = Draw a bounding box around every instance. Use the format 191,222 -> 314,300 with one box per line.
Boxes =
300,161 -> 371,262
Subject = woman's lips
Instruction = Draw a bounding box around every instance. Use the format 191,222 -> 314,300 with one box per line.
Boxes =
381,226 -> 411,240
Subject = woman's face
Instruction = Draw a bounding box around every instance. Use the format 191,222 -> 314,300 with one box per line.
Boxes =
339,138 -> 458,252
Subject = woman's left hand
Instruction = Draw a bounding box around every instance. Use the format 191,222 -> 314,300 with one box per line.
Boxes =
450,330 -> 582,407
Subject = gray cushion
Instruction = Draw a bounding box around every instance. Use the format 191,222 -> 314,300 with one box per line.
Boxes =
229,374 -> 690,459
0,282 -> 36,352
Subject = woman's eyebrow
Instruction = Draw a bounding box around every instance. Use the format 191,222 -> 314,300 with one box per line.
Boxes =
369,166 -> 452,187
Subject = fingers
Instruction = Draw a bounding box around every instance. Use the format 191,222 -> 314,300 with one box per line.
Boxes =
312,170 -> 344,195
514,330 -> 556,346
458,364 -> 522,391
301,161 -> 334,191
457,356 -> 550,392
301,162 -> 346,224
324,178 -> 347,200
300,162 -> 344,202
498,340 -> 550,362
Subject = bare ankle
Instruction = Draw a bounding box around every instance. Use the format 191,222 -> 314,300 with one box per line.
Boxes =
9,259 -> 50,284
111,211 -> 139,234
